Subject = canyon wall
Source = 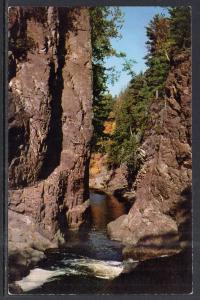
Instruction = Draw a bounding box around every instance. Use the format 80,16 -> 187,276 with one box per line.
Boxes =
107,50 -> 192,260
8,7 -> 93,282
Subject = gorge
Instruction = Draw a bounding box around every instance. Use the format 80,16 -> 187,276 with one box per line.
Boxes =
7,6 -> 192,294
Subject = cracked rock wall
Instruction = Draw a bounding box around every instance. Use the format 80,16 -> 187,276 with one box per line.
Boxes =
8,7 -> 93,244
107,50 -> 192,260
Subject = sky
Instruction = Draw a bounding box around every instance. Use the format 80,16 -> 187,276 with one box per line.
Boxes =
106,6 -> 169,97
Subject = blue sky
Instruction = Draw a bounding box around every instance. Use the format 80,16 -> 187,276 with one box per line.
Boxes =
106,6 -> 169,97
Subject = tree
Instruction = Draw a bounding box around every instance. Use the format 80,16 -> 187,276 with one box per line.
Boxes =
145,14 -> 171,98
89,7 -> 125,150
169,7 -> 191,50
107,73 -> 149,169
106,8 -> 191,172
92,93 -> 114,152
146,14 -> 171,60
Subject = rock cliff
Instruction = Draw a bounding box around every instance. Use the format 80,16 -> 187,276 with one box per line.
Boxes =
107,50 -> 192,260
8,7 -> 93,282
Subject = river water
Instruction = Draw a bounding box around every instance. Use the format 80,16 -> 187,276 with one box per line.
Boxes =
19,190 -> 192,294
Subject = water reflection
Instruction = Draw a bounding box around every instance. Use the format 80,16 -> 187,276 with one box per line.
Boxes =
90,190 -> 126,230
64,190 -> 126,240
62,190 -> 125,261
107,194 -> 126,220
24,190 -> 192,294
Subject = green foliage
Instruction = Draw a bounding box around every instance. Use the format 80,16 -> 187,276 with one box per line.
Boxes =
145,14 -> 171,98
90,7 -> 124,62
90,7 -> 125,150
107,7 -> 191,170
122,58 -> 137,78
108,135 -> 139,168
145,14 -> 171,58
107,14 -> 172,168
107,73 -> 150,169
145,55 -> 170,98
92,93 -> 114,152
169,7 -> 191,50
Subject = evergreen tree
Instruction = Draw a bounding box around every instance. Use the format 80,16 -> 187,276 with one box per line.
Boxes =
105,8 -> 191,172
89,7 -> 125,151
145,14 -> 171,98
108,73 -> 149,169
169,7 -> 191,50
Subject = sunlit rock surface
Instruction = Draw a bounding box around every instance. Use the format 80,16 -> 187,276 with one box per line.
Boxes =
107,50 -> 192,259
8,6 -> 93,283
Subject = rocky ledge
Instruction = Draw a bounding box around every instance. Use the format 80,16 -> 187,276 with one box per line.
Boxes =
8,210 -> 62,293
107,51 -> 192,261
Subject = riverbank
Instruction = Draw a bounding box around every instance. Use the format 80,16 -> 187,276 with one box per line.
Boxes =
8,210 -> 65,294
90,165 -> 191,263
9,190 -> 192,294
16,247 -> 192,294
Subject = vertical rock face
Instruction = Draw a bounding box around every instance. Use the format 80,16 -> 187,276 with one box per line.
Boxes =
108,50 -> 192,259
59,8 -> 93,227
8,7 -> 93,244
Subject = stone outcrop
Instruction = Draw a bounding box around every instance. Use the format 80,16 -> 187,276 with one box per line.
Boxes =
89,154 -> 129,195
107,50 -> 192,260
8,210 -> 57,283
8,6 -> 93,281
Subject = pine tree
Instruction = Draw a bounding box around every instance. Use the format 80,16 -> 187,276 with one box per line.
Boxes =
169,7 -> 191,50
108,73 -> 149,169
106,8 -> 191,171
145,14 -> 171,98
89,7 -> 125,150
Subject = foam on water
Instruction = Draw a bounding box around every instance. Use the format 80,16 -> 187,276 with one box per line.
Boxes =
15,257 -> 138,292
64,258 -> 124,279
15,268 -> 66,292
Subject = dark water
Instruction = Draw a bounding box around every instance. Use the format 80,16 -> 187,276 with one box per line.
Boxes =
24,190 -> 192,294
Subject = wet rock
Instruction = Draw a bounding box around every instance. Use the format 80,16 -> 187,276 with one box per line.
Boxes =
8,210 -> 57,282
8,283 -> 23,295
122,245 -> 181,261
107,215 -> 128,242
